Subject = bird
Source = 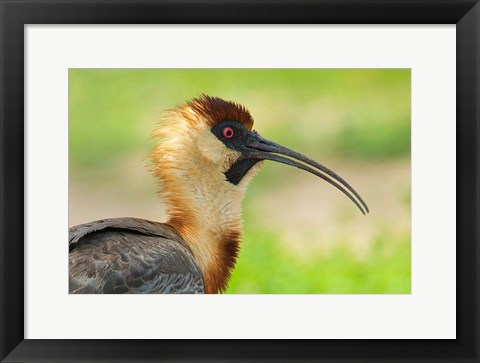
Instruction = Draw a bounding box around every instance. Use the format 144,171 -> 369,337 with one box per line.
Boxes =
69,95 -> 369,294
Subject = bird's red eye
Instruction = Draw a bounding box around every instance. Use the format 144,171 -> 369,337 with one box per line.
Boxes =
222,127 -> 234,139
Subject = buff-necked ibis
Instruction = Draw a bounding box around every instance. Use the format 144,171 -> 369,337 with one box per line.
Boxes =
69,95 -> 369,294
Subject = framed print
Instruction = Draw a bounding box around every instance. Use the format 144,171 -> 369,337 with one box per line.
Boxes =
1,1 -> 479,362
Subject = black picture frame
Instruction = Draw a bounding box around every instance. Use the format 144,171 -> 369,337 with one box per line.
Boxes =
1,1 -> 479,362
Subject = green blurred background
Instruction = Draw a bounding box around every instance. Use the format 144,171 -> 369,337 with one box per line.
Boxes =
69,69 -> 411,294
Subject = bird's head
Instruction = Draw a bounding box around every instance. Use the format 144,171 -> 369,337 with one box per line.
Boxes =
150,95 -> 368,216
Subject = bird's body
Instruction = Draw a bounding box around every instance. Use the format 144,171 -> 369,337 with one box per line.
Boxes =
69,218 -> 204,293
69,95 -> 368,294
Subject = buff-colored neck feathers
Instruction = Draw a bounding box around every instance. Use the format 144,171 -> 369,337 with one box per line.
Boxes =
148,96 -> 255,293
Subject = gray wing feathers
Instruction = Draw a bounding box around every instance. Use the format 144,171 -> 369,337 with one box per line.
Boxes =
69,218 -> 204,294
69,217 -> 185,248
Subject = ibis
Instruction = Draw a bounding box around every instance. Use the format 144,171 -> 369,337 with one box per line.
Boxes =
69,95 -> 369,294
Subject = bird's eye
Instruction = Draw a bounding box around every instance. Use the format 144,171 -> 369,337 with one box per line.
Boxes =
222,127 -> 235,139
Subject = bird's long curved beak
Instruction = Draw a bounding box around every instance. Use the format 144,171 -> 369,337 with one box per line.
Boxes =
243,131 -> 369,215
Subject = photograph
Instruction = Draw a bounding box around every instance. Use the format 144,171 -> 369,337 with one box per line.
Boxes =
69,68 -> 411,294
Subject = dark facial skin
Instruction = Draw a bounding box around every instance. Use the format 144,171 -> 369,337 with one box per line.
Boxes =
211,120 -> 262,185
